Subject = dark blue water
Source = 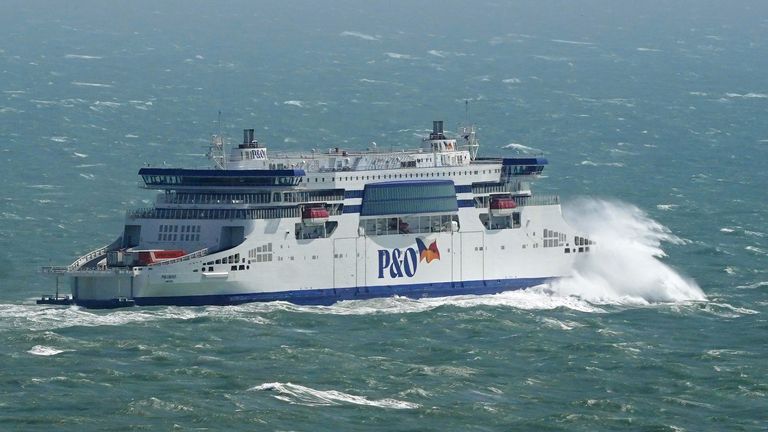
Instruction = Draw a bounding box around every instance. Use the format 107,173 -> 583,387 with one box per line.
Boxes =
1,1 -> 767,430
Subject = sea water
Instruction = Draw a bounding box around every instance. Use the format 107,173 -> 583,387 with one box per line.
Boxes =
1,1 -> 767,430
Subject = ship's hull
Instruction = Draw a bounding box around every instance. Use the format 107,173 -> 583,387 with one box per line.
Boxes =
73,277 -> 552,308
55,199 -> 588,309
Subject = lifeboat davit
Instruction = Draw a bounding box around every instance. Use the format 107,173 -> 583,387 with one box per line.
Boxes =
302,207 -> 329,225
490,197 -> 516,216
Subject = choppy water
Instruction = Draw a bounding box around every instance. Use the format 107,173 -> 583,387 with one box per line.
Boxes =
2,1 -> 767,430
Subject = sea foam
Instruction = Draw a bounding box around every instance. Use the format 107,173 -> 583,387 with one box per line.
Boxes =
250,382 -> 420,409
548,199 -> 706,305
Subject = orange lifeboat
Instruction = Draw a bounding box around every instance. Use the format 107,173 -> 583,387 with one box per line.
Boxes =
490,197 -> 516,216
302,207 -> 329,225
137,250 -> 186,265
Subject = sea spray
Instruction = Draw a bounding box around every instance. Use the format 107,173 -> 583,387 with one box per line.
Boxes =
548,198 -> 705,305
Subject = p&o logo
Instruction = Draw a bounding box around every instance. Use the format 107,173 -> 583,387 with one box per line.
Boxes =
377,238 -> 440,279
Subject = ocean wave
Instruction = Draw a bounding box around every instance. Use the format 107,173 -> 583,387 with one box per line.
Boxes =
71,81 -> 113,88
384,52 -> 416,60
27,345 -> 70,356
580,160 -> 625,167
736,281 -> 768,290
250,382 -> 419,409
552,199 -> 706,305
64,54 -> 102,60
503,142 -> 540,153
551,39 -> 595,46
340,31 -> 379,41
725,92 -> 768,99
0,304 -> 269,332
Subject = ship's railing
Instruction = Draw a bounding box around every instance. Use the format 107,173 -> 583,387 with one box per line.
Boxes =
472,183 -> 516,194
473,193 -> 560,209
72,245 -> 110,270
514,194 -> 560,206
127,204 -> 343,221
50,244 -> 111,273
149,248 -> 209,266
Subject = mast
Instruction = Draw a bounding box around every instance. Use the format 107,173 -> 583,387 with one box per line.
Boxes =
460,101 -> 479,161
208,111 -> 226,169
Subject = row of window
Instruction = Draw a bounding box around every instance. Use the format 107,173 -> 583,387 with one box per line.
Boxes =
159,224 -> 200,233
163,190 -> 345,205
543,229 -> 567,248
360,215 -> 459,236
143,175 -> 301,187
309,168 -> 502,183
132,204 -> 343,221
158,233 -> 201,242
296,221 -> 338,240
479,212 -> 522,230
248,244 -> 274,262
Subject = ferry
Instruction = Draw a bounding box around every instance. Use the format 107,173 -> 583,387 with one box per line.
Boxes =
39,120 -> 593,308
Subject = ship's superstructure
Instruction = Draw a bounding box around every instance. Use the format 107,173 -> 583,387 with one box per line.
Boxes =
41,120 -> 592,308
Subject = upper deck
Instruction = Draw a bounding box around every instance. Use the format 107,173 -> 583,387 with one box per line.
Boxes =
139,121 -> 547,192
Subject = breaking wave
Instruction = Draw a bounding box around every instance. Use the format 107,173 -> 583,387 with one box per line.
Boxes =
250,382 -> 420,409
549,198 -> 705,305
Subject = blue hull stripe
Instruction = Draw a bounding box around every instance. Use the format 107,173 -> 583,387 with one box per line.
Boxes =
74,277 -> 553,309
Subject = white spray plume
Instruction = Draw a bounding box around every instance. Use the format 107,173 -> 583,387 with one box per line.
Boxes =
548,198 -> 706,305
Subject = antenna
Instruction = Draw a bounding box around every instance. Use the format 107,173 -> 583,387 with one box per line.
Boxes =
465,99 -> 471,124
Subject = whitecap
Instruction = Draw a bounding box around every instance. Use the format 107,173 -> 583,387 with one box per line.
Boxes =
427,50 -> 447,57
93,101 -> 121,108
736,281 -> 768,289
636,47 -> 662,52
250,382 -> 419,409
551,39 -> 595,46
71,81 -> 113,88
28,345 -> 68,356
580,160 -> 625,167
283,100 -> 304,108
64,54 -> 102,59
502,78 -> 521,84
340,31 -> 380,41
49,136 -> 68,143
359,78 -> 387,84
384,52 -> 416,60
503,142 -> 540,153
719,227 -> 735,233
725,92 -> 768,99
745,246 -> 766,255
532,55 -> 571,62
656,204 -> 678,211
699,302 -> 759,318
73,152 -> 88,158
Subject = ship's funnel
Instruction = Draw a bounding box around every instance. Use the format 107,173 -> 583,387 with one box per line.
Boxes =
430,121 -> 445,140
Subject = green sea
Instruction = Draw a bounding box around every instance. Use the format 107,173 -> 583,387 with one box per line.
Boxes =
1,1 -> 767,430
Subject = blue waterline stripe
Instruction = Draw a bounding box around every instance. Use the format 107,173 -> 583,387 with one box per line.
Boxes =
74,277 -> 553,308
